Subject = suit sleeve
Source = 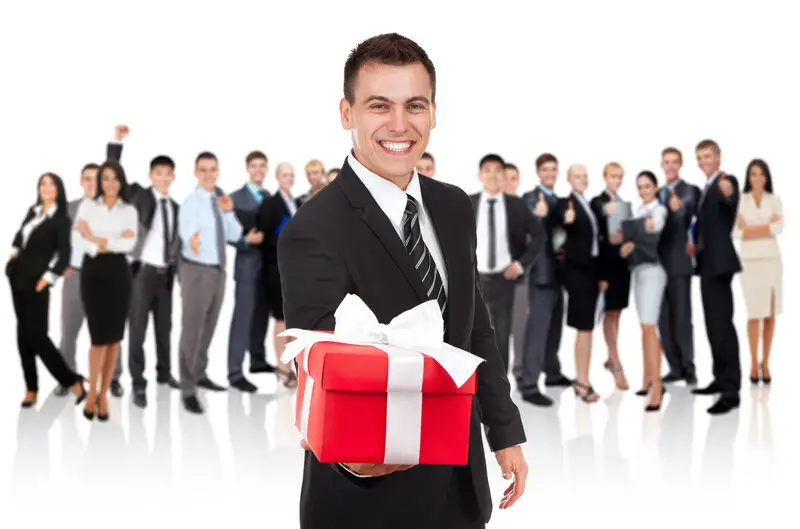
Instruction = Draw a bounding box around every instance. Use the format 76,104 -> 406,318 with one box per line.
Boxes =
43,215 -> 72,284
468,205 -> 526,451
9,208 -> 34,258
516,201 -> 545,270
106,141 -> 122,162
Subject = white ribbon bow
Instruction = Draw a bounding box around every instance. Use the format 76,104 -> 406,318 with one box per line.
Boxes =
280,294 -> 484,464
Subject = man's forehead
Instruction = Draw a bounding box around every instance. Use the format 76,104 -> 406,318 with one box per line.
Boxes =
354,62 -> 432,100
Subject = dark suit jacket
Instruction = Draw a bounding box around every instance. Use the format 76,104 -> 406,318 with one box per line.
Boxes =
657,179 -> 701,276
7,207 -> 71,291
695,174 -> 742,277
277,159 -> 525,529
590,192 -> 629,281
256,191 -> 299,266
556,193 -> 599,268
521,187 -> 561,285
468,192 -> 545,275
229,185 -> 270,282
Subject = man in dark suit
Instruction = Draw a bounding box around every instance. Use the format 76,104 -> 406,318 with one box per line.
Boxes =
468,153 -> 545,376
691,139 -> 742,415
657,147 -> 701,386
256,162 -> 299,387
226,150 -> 273,393
278,33 -> 528,529
518,153 -> 573,405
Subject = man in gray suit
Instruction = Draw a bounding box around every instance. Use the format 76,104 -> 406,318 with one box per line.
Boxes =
518,154 -> 572,407
657,147 -> 701,386
56,128 -> 128,397
226,150 -> 273,393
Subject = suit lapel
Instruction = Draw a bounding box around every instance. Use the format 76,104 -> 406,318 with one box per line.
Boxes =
336,162 -> 429,304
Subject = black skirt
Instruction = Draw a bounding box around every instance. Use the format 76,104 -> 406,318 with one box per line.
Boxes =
80,253 -> 132,346
603,267 -> 631,311
563,260 -> 599,332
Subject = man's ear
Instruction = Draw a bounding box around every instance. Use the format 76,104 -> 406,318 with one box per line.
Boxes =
340,98 -> 353,130
430,102 -> 437,130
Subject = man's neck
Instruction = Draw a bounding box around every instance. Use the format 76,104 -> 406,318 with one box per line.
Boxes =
353,149 -> 412,191
538,183 -> 554,191
83,193 -> 93,200
666,175 -> 680,185
483,188 -> 502,197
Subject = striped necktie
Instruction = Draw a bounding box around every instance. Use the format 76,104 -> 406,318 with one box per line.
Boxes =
403,195 -> 447,334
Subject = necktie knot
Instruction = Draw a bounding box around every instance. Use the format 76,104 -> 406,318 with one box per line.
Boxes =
405,195 -> 419,217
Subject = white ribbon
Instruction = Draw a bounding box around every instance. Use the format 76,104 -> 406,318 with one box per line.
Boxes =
280,294 -> 484,464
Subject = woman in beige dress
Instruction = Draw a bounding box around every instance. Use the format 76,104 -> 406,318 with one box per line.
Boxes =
734,159 -> 782,385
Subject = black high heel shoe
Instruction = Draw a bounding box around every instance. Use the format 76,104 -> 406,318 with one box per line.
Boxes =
636,383 -> 651,397
83,400 -> 96,421
74,378 -> 88,405
97,396 -> 109,422
20,394 -> 37,409
645,386 -> 667,412
761,363 -> 771,385
750,365 -> 760,385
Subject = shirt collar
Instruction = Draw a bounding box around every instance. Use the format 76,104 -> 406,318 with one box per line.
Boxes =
151,187 -> 169,201
667,178 -> 682,189
34,204 -> 58,217
481,190 -> 504,202
348,152 -> 422,225
246,182 -> 263,196
537,184 -> 555,197
641,199 -> 660,213
95,196 -> 122,209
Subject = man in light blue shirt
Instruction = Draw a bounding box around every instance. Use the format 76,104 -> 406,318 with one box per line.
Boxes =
177,151 -> 242,414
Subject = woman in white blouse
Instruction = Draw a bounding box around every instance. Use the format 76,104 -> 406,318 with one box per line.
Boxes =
734,159 -> 782,385
620,171 -> 668,411
72,160 -> 138,421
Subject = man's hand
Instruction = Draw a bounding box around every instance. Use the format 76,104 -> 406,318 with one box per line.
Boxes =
217,195 -> 233,212
190,232 -> 201,255
35,278 -> 48,292
114,124 -> 130,142
668,188 -> 682,212
533,193 -> 548,218
299,439 -> 414,477
686,242 -> 696,257
718,173 -> 734,198
564,200 -> 576,224
245,228 -> 264,245
503,262 -> 523,280
495,445 -> 527,509
121,228 -> 135,239
620,241 -> 635,258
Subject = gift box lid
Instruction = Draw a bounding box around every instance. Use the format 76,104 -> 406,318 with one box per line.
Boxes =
303,341 -> 477,395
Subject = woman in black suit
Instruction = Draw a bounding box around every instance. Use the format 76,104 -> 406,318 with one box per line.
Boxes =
72,160 -> 138,421
7,173 -> 87,408
556,164 -> 602,403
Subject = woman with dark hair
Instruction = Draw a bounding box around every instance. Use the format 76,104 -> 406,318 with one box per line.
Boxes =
734,158 -> 782,384
620,171 -> 668,411
6,173 -> 87,408
72,160 -> 138,421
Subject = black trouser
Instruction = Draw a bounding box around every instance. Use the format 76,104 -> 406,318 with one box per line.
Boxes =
659,274 -> 695,378
128,264 -> 174,389
700,273 -> 741,396
519,281 -> 564,395
479,273 -> 516,372
11,285 -> 79,392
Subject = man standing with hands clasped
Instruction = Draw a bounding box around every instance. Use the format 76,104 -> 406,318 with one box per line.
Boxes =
278,33 -> 530,529
691,139 -> 742,415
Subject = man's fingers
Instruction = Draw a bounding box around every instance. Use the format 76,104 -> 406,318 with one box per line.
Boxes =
299,439 -> 310,450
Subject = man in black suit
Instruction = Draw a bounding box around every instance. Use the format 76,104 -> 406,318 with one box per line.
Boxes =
657,147 -> 701,386
277,33 -> 528,529
691,139 -> 742,415
468,153 -> 545,376
226,150 -> 272,393
256,162 -> 299,387
518,153 -> 573,405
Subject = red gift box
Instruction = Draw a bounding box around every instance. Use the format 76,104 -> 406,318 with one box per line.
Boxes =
294,340 -> 478,466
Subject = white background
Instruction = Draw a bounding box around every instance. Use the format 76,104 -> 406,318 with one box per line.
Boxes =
0,0 -> 797,527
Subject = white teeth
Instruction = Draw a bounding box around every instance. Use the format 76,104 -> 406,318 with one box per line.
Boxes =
381,141 -> 413,152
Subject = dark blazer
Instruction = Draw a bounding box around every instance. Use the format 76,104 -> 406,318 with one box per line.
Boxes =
277,159 -> 525,529
521,187 -> 561,286
556,193 -> 599,268
695,173 -> 742,277
228,185 -> 269,282
7,207 -> 71,291
126,183 -> 180,270
590,192 -> 628,281
657,179 -> 701,276
468,192 -> 545,274
256,191 -> 299,266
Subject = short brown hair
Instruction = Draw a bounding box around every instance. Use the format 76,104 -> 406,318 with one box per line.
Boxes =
343,33 -> 436,104
195,151 -> 218,166
246,150 -> 267,165
695,139 -> 720,154
661,146 -> 683,162
603,162 -> 624,177
305,159 -> 325,173
535,153 -> 558,170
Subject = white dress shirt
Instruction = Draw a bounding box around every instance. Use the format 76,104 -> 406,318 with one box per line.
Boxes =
348,153 -> 448,293
573,192 -> 599,257
72,198 -> 139,257
634,199 -> 667,232
140,188 -> 174,267
279,190 -> 298,216
10,204 -> 60,284
475,191 -> 512,274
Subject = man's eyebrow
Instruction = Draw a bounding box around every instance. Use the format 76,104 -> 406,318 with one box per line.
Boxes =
363,95 -> 431,105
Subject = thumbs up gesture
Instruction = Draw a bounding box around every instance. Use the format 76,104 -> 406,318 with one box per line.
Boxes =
645,215 -> 655,233
534,192 -> 549,218
603,195 -> 617,215
668,188 -> 682,212
245,227 -> 264,244
718,172 -> 734,198
564,200 -> 576,224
